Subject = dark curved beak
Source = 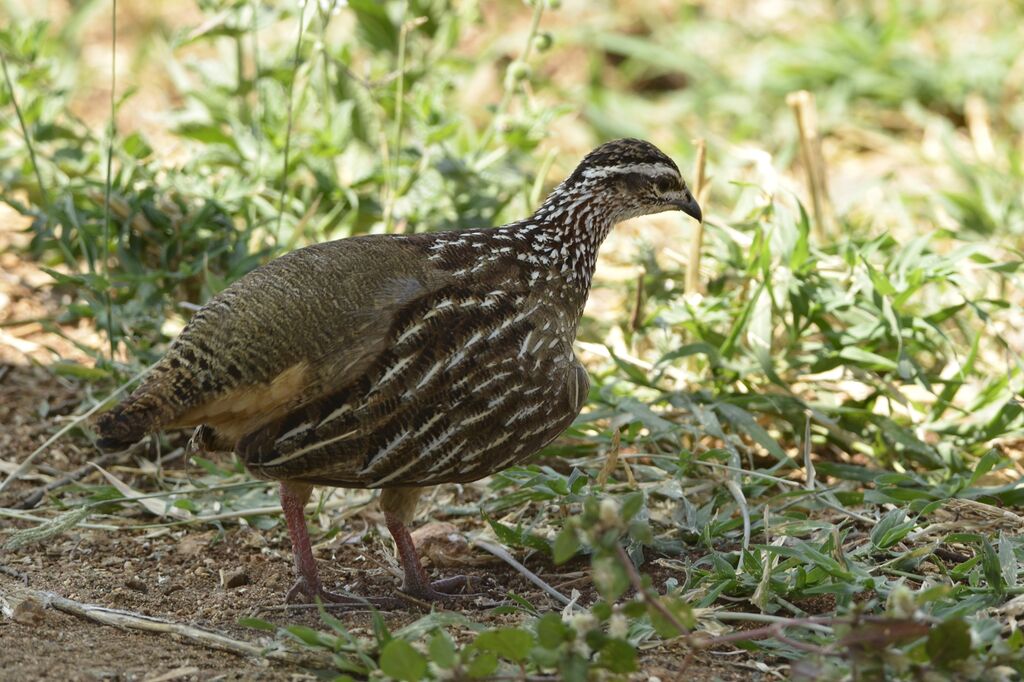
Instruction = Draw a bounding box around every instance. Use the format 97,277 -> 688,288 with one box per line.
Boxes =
671,195 -> 702,223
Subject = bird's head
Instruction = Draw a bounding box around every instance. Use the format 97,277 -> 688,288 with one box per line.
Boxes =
540,138 -> 702,225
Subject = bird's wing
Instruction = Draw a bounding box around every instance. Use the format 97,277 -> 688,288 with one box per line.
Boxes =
99,235 -> 451,446
234,261 -> 543,485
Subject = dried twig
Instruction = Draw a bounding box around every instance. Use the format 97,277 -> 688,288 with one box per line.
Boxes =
965,94 -> 996,162
0,361 -> 158,497
787,90 -> 835,241
0,579 -> 328,666
472,539 -> 576,608
13,442 -> 147,509
684,138 -> 708,296
596,428 -> 622,487
629,270 -> 646,332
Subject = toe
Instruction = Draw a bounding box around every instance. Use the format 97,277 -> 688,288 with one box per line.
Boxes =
430,575 -> 470,595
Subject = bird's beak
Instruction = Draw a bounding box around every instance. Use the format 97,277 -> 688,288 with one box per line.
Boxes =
671,195 -> 702,223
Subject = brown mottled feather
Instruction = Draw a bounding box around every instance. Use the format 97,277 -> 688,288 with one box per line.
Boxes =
167,361 -> 313,443
96,236 -> 448,447
96,139 -> 699,497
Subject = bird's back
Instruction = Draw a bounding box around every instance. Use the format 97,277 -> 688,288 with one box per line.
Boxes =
96,235 -> 449,448
236,236 -> 589,487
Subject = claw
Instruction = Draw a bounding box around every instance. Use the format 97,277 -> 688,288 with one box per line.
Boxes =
285,576 -> 407,609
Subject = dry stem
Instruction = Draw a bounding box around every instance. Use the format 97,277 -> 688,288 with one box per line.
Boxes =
684,138 -> 708,296
787,90 -> 836,241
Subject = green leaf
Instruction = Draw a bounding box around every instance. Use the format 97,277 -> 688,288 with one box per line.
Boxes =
838,346 -> 899,371
628,519 -> 653,545
428,631 -> 456,669
658,342 -> 722,369
372,609 -> 391,646
597,638 -> 637,673
870,509 -> 915,550
473,627 -> 534,662
536,613 -> 571,649
553,526 -> 580,564
349,0 -> 399,53
284,625 -> 331,649
465,650 -> 499,678
51,361 -> 111,380
648,596 -> 693,638
925,618 -> 972,667
715,402 -> 789,462
998,532 -> 1018,589
488,518 -> 552,554
967,448 -> 1006,487
980,538 -> 1006,596
379,639 -> 427,682
559,652 -> 590,682
237,617 -> 275,631
591,553 -> 629,602
620,491 -> 645,522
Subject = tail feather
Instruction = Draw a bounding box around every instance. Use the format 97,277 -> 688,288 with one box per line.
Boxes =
94,388 -> 178,450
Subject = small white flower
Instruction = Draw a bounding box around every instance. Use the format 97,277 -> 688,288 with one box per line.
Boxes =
569,637 -> 592,658
564,611 -> 597,634
608,613 -> 628,639
599,497 -> 620,526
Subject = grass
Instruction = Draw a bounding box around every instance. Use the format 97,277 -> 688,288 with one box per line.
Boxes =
2,0 -> 1024,679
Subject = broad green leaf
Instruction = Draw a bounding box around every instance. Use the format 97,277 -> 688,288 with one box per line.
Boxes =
620,491 -> 645,522
379,640 -> 427,682
237,617 -> 275,631
926,618 -> 972,667
598,638 -> 637,673
536,613 -> 571,649
553,526 -> 580,564
648,596 -> 693,638
465,650 -> 499,678
429,631 -> 456,669
870,509 -> 915,550
473,627 -> 534,662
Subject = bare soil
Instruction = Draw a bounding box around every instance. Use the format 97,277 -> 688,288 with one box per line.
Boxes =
0,370 -> 756,681
1,466 -> 756,680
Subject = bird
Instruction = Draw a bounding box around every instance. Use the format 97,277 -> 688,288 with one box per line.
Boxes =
95,138 -> 702,607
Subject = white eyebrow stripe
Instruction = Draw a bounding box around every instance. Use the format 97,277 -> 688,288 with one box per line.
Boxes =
581,163 -> 680,180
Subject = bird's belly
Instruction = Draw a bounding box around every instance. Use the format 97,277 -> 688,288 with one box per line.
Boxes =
354,366 -> 577,487
251,351 -> 585,488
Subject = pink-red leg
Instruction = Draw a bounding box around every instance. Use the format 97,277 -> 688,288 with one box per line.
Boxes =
280,481 -> 401,606
384,511 -> 475,600
278,482 -> 482,608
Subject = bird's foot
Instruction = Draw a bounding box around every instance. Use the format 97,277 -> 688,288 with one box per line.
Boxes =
285,577 -> 405,609
284,574 -> 498,611
399,574 -> 498,608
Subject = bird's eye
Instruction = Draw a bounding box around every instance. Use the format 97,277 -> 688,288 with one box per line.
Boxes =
654,176 -> 675,194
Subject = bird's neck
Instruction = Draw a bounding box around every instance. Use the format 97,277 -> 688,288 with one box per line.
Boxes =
533,186 -> 619,278
498,192 -> 617,317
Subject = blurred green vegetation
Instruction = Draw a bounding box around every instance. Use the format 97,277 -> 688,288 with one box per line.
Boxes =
2,0 -> 1023,679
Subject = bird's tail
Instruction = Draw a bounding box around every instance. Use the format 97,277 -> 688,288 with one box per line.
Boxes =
94,386 -> 179,450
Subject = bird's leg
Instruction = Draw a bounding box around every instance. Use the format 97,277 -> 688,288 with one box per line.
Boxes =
384,512 -> 472,599
281,481 -> 328,601
380,487 -> 476,601
280,481 -> 386,606
186,425 -> 215,458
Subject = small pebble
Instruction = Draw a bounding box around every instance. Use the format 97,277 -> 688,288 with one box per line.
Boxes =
12,597 -> 47,626
223,569 -> 250,589
176,535 -> 206,556
125,577 -> 148,593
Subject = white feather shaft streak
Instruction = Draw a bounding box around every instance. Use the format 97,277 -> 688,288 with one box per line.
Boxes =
262,428 -> 359,467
